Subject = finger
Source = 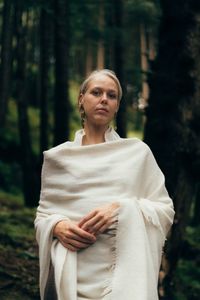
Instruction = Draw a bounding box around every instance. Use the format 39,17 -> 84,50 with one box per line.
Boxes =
96,218 -> 116,235
67,239 -> 92,249
96,223 -> 109,234
80,214 -> 102,231
78,210 -> 98,227
71,225 -> 96,242
58,238 -> 78,251
87,218 -> 105,234
60,235 -> 92,251
67,233 -> 95,244
112,208 -> 120,218
63,243 -> 78,251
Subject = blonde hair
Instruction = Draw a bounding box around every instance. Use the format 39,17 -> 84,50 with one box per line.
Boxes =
78,69 -> 122,127
79,69 -> 122,101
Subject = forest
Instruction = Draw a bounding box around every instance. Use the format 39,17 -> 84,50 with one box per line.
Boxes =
0,0 -> 200,299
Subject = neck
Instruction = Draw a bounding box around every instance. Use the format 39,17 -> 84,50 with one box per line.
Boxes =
82,123 -> 109,145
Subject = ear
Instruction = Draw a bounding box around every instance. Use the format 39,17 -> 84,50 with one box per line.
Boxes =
78,93 -> 84,107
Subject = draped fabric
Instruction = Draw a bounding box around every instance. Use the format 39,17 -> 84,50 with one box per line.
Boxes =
35,128 -> 175,300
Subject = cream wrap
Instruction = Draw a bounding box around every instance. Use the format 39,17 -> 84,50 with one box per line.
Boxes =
35,129 -> 175,300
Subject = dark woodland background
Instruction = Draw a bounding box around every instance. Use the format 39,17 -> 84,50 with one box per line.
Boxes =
0,0 -> 200,299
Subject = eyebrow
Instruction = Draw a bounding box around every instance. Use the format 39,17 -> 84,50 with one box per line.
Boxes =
91,86 -> 118,93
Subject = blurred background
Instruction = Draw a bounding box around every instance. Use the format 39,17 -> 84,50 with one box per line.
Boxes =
0,0 -> 199,299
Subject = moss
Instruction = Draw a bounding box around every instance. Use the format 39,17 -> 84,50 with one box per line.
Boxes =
0,194 -> 39,299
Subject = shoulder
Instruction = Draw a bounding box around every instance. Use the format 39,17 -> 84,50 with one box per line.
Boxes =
121,138 -> 158,165
43,141 -> 74,159
127,138 -> 160,170
122,137 -> 152,153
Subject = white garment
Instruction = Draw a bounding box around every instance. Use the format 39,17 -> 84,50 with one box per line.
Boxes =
34,128 -> 175,300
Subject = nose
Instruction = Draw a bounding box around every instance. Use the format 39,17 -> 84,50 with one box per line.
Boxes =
100,92 -> 108,103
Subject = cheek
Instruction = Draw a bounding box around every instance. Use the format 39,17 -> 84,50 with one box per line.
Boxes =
83,99 -> 96,113
111,101 -> 119,112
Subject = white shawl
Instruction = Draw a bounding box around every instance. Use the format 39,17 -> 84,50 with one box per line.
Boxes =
35,128 -> 174,300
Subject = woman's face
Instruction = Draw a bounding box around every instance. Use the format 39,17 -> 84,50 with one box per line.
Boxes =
79,74 -> 119,127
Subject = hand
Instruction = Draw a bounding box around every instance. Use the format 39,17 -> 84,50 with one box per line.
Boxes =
53,219 -> 96,251
78,202 -> 120,235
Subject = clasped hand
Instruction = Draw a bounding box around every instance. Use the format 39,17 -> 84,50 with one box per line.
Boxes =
53,202 -> 120,251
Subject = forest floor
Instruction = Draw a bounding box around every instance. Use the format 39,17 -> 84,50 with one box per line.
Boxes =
0,193 -> 40,300
0,192 -> 200,300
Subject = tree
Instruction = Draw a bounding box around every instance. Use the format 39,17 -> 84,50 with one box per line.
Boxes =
14,2 -> 39,207
125,0 -> 160,107
54,0 -> 71,145
97,0 -> 105,70
143,0 -> 200,298
0,0 -> 14,126
39,1 -> 53,157
112,0 -> 127,137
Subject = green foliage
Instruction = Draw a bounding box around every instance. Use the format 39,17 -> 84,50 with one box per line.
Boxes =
184,226 -> 200,248
69,80 -> 82,139
0,192 -> 39,299
4,99 -> 19,143
0,100 -> 21,194
173,226 -> 200,300
0,161 -> 22,194
174,260 -> 200,300
0,99 -> 40,194
125,0 -> 161,24
28,105 -> 40,155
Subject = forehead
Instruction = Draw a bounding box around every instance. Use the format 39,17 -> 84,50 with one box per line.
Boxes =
87,74 -> 118,91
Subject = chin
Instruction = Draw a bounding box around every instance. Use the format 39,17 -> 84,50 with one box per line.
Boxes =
86,115 -> 113,128
96,118 -> 112,125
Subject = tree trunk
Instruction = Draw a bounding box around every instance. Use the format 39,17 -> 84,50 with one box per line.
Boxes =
189,12 -> 200,227
54,0 -> 70,146
112,0 -> 126,138
144,0 -> 200,298
193,183 -> 200,226
0,0 -> 13,127
140,22 -> 149,105
148,29 -> 156,61
85,42 -> 93,76
97,1 -> 105,70
14,5 -> 38,207
39,2 -> 53,157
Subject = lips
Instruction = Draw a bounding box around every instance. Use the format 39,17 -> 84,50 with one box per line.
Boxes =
96,107 -> 109,113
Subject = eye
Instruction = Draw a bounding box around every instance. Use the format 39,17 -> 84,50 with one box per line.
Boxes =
108,92 -> 117,100
91,89 -> 102,97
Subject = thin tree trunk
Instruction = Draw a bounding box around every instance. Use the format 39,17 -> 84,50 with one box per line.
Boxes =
148,29 -> 156,61
112,0 -> 126,138
54,0 -> 70,145
104,2 -> 114,69
14,5 -> 38,207
85,42 -> 93,76
97,1 -> 105,70
140,23 -> 148,72
39,3 -> 53,157
140,23 -> 149,103
192,183 -> 200,226
0,0 -> 13,126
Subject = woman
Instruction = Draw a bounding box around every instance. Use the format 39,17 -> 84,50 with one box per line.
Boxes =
35,69 -> 175,300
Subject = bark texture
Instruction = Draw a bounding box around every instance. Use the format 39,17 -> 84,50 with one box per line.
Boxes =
144,0 -> 200,298
54,0 -> 70,145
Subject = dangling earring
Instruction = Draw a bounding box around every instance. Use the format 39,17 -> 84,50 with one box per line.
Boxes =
114,111 -> 118,130
79,103 -> 86,128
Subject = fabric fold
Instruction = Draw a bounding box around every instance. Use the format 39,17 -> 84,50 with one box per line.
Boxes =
35,130 -> 175,300
34,214 -> 69,299
137,197 -> 174,240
